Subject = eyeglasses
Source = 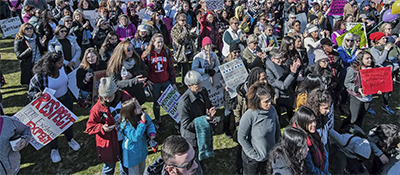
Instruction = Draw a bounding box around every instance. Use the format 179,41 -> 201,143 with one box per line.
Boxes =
25,26 -> 34,30
387,28 -> 392,30
60,30 -> 68,33
233,51 -> 240,54
355,40 -> 361,43
345,39 -> 354,42
169,156 -> 196,170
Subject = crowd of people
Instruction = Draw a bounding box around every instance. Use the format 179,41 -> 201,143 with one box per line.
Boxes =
1,0 -> 400,174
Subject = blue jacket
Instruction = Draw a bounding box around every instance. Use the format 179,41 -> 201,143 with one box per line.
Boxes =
120,113 -> 156,168
337,46 -> 357,68
304,145 -> 330,175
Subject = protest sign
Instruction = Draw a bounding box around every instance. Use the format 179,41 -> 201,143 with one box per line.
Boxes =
14,93 -> 78,150
83,10 -> 99,29
202,73 -> 224,108
0,17 -> 22,38
295,13 -> 307,33
336,23 -> 369,48
157,84 -> 181,123
360,67 -> 392,95
92,70 -> 107,102
68,69 -> 79,100
219,59 -> 248,99
328,0 -> 346,16
206,0 -> 224,10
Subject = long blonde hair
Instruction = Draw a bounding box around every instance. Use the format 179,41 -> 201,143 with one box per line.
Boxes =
142,33 -> 169,58
107,40 -> 141,75
80,48 -> 100,70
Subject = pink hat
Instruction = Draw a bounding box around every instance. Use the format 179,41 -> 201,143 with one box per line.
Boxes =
202,37 -> 212,47
147,3 -> 155,10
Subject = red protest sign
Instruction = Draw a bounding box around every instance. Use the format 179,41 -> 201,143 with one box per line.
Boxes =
360,67 -> 392,95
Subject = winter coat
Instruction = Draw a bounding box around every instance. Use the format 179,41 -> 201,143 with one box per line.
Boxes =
233,82 -> 248,130
222,26 -> 244,57
265,59 -> 296,107
199,12 -> 220,50
178,88 -> 212,148
304,146 -> 330,175
116,23 -> 136,41
271,156 -> 293,175
120,113 -> 156,168
0,116 -> 32,175
131,36 -> 150,57
148,22 -> 171,46
48,35 -> 82,69
70,19 -> 94,47
303,37 -> 321,66
170,23 -> 197,63
144,157 -> 168,175
93,27 -> 114,49
85,90 -> 132,163
76,60 -> 107,92
258,33 -> 279,53
337,46 -> 357,69
192,50 -> 220,79
36,21 -> 55,48
14,34 -> 45,85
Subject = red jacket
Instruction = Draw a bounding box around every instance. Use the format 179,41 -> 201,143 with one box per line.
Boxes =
85,90 -> 132,163
143,49 -> 176,84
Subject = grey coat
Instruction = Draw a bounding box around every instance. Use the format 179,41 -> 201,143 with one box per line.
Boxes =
272,156 -> 293,175
265,59 -> 296,106
0,116 -> 32,175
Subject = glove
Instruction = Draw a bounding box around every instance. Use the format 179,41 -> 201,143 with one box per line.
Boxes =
207,69 -> 216,76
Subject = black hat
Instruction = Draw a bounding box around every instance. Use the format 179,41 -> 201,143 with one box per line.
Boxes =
230,42 -> 240,52
320,38 -> 334,46
256,46 -> 262,52
309,14 -> 318,22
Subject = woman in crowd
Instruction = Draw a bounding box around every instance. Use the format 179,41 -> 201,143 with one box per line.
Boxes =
295,74 -> 323,110
130,25 -> 150,57
199,11 -> 220,52
242,34 -> 259,66
280,36 -> 298,67
331,20 -> 347,48
116,14 -> 136,41
71,10 -> 94,55
36,9 -> 57,48
380,23 -> 400,44
106,0 -> 123,26
148,12 -> 171,47
93,18 -> 114,49
304,24 -> 323,66
238,82 -> 280,174
174,0 -> 196,28
268,127 -> 308,175
337,33 -> 357,70
344,51 -> 375,126
222,17 -> 245,58
0,115 -> 32,175
370,32 -> 398,114
291,106 -> 330,174
294,35 -> 309,69
171,13 -> 197,86
258,24 -> 279,53
28,52 -> 81,163
142,33 -> 177,133
76,48 -> 107,107
126,4 -> 140,27
61,16 -> 74,34
77,0 -> 96,10
119,98 -> 156,174
48,25 -> 81,72
107,40 -> 148,105
235,5 -> 250,34
14,23 -> 46,85
305,49 -> 336,92
192,37 -> 220,81
100,32 -> 119,62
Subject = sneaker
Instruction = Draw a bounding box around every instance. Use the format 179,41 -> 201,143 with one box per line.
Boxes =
51,149 -> 61,163
367,108 -> 376,115
68,138 -> 81,151
381,105 -> 395,115
155,122 -> 165,133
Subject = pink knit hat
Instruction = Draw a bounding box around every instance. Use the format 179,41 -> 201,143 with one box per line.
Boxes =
202,37 -> 212,47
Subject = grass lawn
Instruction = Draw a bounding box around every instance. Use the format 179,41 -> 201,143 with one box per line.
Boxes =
1,35 -> 400,175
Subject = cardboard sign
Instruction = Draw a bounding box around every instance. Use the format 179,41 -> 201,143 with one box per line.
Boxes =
0,17 -> 22,38
202,73 -> 224,108
336,23 -> 369,48
157,84 -> 181,123
92,70 -> 107,102
219,59 -> 248,99
295,13 -> 307,33
14,93 -> 78,150
83,10 -> 99,29
68,69 -> 79,100
206,0 -> 224,10
328,0 -> 346,16
360,67 -> 393,95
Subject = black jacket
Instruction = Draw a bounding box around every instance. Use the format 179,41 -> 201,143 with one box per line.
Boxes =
76,60 -> 107,92
93,27 -> 113,49
149,22 -> 171,46
71,19 -> 94,47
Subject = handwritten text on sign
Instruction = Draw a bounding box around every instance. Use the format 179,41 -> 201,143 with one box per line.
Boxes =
360,67 -> 393,95
0,17 -> 22,38
14,93 -> 78,150
219,59 -> 248,99
328,0 -> 346,16
202,73 -> 224,108
157,85 -> 181,123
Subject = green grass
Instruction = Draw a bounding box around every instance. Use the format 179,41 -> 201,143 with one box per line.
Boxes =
1,34 -> 400,174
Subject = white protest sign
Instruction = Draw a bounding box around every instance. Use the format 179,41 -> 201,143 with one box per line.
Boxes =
0,17 -> 22,38
83,10 -> 99,29
14,93 -> 78,150
68,69 -> 79,100
295,13 -> 307,33
219,59 -> 248,99
157,84 -> 181,123
202,73 -> 224,108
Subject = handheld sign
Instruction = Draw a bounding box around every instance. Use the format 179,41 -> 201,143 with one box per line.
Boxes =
157,85 -> 181,123
0,17 -> 22,38
219,59 -> 248,99
328,0 -> 346,16
360,67 -> 392,95
14,92 -> 78,150
202,72 -> 224,108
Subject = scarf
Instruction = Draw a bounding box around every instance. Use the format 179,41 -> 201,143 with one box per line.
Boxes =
201,49 -> 210,69
325,50 -> 336,76
24,34 -> 41,63
123,58 -> 136,70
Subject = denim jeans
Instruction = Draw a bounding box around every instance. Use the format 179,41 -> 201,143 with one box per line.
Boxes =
152,81 -> 171,121
102,162 -> 127,175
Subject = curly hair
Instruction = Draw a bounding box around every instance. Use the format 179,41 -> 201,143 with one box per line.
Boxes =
267,127 -> 307,175
350,50 -> 375,70
374,124 -> 400,154
246,82 -> 273,110
33,52 -> 63,76
305,88 -> 332,118
247,67 -> 266,86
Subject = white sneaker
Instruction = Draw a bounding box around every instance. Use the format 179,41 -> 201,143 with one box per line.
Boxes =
68,138 -> 81,151
51,149 -> 61,163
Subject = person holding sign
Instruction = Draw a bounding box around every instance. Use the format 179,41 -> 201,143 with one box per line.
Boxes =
28,52 -> 81,163
192,37 -> 221,82
0,116 -> 32,175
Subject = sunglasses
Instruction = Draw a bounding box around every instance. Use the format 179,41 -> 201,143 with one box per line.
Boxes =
180,19 -> 187,22
346,39 -> 354,42
25,26 -> 34,30
233,51 -> 240,54
169,156 -> 195,170
127,47 -> 133,52
60,30 -> 68,33
252,42 -> 258,45
355,40 -> 361,42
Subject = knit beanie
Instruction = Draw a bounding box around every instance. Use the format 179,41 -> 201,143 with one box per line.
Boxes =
98,77 -> 118,97
314,49 -> 328,63
230,42 -> 240,52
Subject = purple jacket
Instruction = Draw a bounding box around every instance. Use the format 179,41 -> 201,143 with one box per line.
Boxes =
116,23 -> 136,41
332,30 -> 346,46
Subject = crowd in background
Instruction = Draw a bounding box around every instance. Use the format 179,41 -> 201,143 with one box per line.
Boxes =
1,0 -> 400,174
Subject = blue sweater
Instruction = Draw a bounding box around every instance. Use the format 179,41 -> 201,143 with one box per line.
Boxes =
120,114 -> 156,168
304,145 -> 330,175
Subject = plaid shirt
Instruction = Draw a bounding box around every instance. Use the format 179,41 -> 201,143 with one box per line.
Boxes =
27,73 -> 48,101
